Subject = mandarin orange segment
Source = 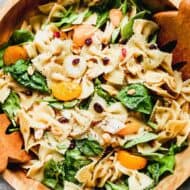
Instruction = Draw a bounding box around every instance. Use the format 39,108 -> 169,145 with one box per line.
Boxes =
51,81 -> 82,101
117,150 -> 147,170
117,118 -> 141,136
3,45 -> 28,65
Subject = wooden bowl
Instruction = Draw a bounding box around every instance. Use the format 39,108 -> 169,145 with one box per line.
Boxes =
0,0 -> 47,45
0,1 -> 188,190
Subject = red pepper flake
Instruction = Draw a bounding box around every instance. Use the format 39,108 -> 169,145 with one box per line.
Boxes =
121,48 -> 127,58
53,31 -> 61,38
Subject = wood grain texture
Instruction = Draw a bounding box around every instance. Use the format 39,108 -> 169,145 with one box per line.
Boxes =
154,0 -> 190,80
142,0 -> 180,11
3,170 -> 49,190
0,0 -> 45,44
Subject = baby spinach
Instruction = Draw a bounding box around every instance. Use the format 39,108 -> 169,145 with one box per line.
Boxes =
43,148 -> 91,189
124,132 -> 157,149
9,29 -> 34,45
2,91 -> 20,126
64,148 -> 91,183
111,28 -> 120,43
0,43 -> 9,68
76,139 -> 103,157
105,181 -> 129,190
79,96 -> 93,110
42,139 -> 102,188
96,11 -> 109,28
145,142 -> 187,185
95,79 -> 117,104
4,59 -> 49,93
43,159 -> 65,189
147,155 -> 175,184
120,10 -> 150,41
117,83 -> 154,114
43,97 -> 79,110
55,9 -> 91,27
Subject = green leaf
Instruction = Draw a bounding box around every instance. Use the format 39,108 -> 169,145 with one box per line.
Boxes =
105,181 -> 129,190
6,124 -> 20,134
89,0 -> 121,13
96,11 -> 109,28
0,48 -> 5,68
79,96 -> 93,110
43,178 -> 58,189
63,100 -> 79,109
9,30 -> 34,45
55,9 -> 91,27
4,59 -> 49,93
76,139 -> 103,157
124,132 -> 157,149
111,28 -> 120,43
2,92 -> 20,126
120,10 -> 149,41
168,142 -> 188,155
147,121 -> 158,130
117,83 -> 154,114
43,97 -> 79,110
55,12 -> 79,27
64,148 -> 91,183
0,44 -> 8,68
95,79 -> 116,104
42,159 -> 65,189
121,0 -> 128,14
147,155 -> 175,184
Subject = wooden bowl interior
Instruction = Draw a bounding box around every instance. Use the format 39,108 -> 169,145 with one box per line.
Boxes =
0,0 -> 48,45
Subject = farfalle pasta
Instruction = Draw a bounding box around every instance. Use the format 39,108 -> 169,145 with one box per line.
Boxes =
0,0 -> 190,190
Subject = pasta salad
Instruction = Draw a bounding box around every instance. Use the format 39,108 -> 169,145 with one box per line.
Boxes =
0,0 -> 190,190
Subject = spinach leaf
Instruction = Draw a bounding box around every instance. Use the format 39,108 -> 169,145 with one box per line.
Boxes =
2,92 -> 20,126
90,0 -> 121,13
0,44 -> 8,68
147,121 -> 158,130
55,12 -> 78,27
76,139 -> 103,157
42,138 -> 102,188
43,159 -> 65,189
95,79 -> 117,104
105,181 -> 129,190
117,83 -> 154,114
64,148 -> 91,183
43,97 -> 79,110
168,141 -> 188,155
120,10 -> 149,41
79,96 -> 92,110
43,148 -> 91,188
9,30 -> 34,45
147,155 -> 175,184
121,0 -> 128,14
55,9 -> 91,27
96,12 -> 109,28
4,59 -> 49,93
111,28 -> 120,43
0,48 -> 5,68
124,132 -> 157,149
